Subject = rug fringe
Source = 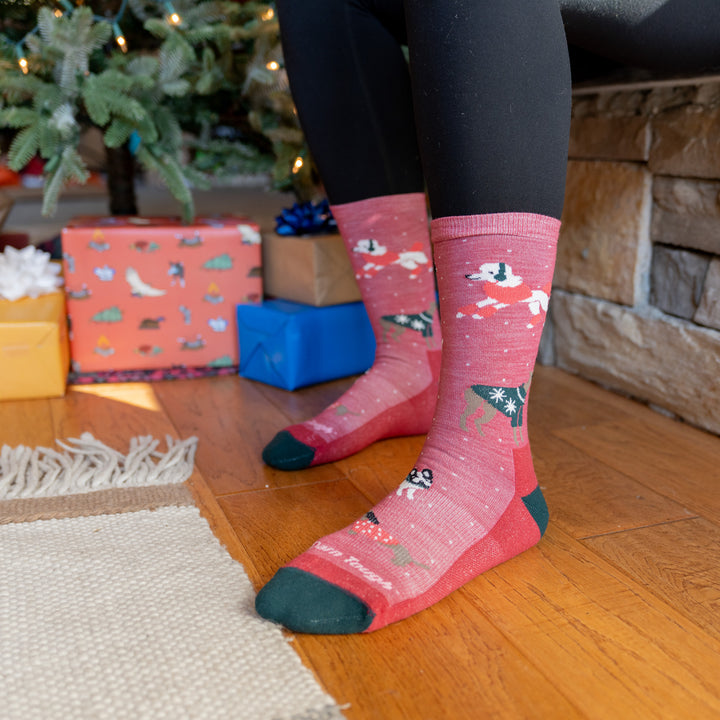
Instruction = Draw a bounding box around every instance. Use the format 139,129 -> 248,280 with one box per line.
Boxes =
0,433 -> 198,500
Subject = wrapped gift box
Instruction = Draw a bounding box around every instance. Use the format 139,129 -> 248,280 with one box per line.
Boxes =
62,216 -> 262,373
262,231 -> 361,307
237,299 -> 375,390
0,291 -> 69,400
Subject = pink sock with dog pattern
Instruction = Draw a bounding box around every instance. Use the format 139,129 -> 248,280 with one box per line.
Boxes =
256,212 -> 558,633
262,193 -> 441,470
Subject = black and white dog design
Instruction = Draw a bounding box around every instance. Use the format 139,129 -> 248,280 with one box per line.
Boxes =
396,468 -> 434,499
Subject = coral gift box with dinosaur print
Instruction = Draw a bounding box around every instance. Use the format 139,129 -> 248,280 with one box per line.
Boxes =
61,216 -> 262,373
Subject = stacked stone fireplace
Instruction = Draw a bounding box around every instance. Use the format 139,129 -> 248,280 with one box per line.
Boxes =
541,78 -> 720,435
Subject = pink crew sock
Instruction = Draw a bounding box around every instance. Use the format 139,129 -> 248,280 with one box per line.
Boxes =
262,193 -> 441,470
256,212 -> 559,633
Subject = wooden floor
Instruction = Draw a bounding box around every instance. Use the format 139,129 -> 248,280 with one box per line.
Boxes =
5,365 -> 720,719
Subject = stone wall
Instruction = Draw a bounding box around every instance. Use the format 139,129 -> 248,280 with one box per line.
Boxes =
541,80 -> 720,435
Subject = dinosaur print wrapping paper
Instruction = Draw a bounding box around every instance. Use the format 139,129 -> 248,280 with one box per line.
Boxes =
61,216 -> 262,373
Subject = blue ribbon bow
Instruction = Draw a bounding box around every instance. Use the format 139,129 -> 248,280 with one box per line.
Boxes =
275,200 -> 337,236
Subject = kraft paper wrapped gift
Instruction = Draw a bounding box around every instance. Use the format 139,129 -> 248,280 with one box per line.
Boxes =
237,298 -> 375,390
262,232 -> 361,307
62,216 -> 262,373
0,292 -> 69,400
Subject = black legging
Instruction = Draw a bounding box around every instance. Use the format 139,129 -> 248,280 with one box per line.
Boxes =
276,0 -> 720,220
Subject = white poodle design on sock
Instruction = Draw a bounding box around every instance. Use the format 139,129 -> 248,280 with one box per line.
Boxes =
457,262 -> 550,328
352,239 -> 429,279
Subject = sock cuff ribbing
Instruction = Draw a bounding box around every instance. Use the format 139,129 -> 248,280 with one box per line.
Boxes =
330,192 -> 428,216
431,212 -> 560,244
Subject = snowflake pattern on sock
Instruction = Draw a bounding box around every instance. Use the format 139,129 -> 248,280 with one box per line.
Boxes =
459,380 -> 530,445
380,304 -> 437,346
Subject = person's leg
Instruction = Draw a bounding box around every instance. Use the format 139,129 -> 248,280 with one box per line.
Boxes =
264,0 -> 441,470
561,0 -> 720,73
256,0 -> 571,633
276,0 -> 422,202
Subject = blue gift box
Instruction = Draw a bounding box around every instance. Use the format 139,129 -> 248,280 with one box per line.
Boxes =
236,299 -> 376,390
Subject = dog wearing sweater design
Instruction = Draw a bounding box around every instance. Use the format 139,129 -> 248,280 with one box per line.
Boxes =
457,262 -> 550,328
352,239 -> 430,279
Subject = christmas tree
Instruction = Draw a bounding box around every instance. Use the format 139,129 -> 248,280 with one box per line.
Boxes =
0,0 -> 314,221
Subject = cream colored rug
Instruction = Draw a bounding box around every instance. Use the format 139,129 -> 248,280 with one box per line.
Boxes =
0,436 -> 344,720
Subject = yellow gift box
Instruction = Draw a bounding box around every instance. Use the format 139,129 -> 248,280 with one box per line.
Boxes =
0,292 -> 69,400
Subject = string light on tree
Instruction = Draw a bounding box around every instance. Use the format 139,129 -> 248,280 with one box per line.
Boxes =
164,1 -> 182,25
11,0 -> 187,65
113,23 -> 128,53
14,24 -> 38,74
16,54 -> 29,75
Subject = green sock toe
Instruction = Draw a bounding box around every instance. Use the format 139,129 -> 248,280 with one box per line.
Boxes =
521,485 -> 550,536
255,567 -> 374,634
262,431 -> 316,470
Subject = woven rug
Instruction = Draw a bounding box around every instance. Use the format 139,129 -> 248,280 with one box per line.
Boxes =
0,435 -> 344,720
